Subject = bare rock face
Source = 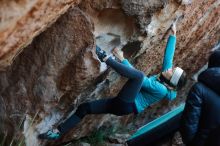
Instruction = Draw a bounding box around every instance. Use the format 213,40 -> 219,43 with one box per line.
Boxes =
0,7 -> 100,146
121,0 -> 169,32
0,0 -> 220,146
0,0 -> 80,69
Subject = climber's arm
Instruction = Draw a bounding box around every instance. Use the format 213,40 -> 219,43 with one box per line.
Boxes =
161,35 -> 176,71
120,35 -> 177,72
162,23 -> 177,72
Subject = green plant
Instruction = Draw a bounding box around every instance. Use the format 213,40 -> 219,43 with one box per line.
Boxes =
0,111 -> 39,146
0,132 -> 7,146
18,110 -> 39,146
85,129 -> 105,145
70,127 -> 115,146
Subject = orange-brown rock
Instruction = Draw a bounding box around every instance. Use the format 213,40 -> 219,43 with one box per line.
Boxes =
0,0 -> 80,69
0,0 -> 220,146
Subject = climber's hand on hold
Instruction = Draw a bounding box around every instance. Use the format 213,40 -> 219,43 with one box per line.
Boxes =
112,48 -> 125,61
171,22 -> 177,36
171,14 -> 182,36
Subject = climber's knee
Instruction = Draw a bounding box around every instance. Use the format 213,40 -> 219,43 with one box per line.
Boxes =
136,70 -> 145,83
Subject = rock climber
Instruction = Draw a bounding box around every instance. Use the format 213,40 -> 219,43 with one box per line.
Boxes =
38,22 -> 187,140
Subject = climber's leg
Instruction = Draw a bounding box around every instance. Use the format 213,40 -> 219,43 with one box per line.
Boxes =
57,102 -> 93,134
116,78 -> 144,103
57,97 -> 135,135
56,99 -> 135,135
96,45 -> 145,82
106,57 -> 145,81
38,102 -> 92,140
38,54 -> 144,140
105,57 -> 145,102
38,89 -> 138,140
87,97 -> 136,116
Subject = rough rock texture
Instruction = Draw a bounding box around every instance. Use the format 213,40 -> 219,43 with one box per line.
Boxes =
0,7 -> 100,146
121,0 -> 169,32
0,0 -> 220,146
0,0 -> 80,69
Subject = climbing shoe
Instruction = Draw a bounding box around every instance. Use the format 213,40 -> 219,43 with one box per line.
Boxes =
96,45 -> 107,62
38,130 -> 61,140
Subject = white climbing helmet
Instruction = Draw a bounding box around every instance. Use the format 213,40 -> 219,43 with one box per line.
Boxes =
170,67 -> 184,86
